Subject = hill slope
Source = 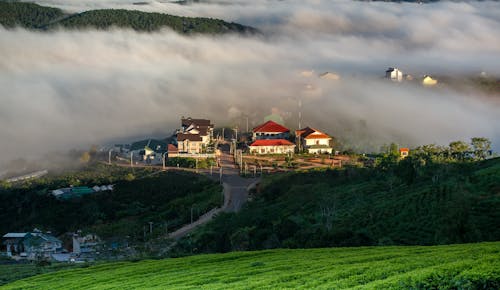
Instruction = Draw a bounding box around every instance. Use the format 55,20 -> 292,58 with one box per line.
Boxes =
0,1 -> 63,29
177,158 -> 500,253
2,242 -> 499,289
50,9 -> 256,34
0,1 -> 256,34
0,166 -> 222,243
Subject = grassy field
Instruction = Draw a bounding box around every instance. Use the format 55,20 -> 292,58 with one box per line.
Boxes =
2,242 -> 499,289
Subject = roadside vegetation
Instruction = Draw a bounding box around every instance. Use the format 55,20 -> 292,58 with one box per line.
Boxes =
172,139 -> 499,254
3,242 -> 499,289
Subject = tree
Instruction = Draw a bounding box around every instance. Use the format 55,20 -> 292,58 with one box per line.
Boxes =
471,137 -> 491,160
449,141 -> 470,161
124,173 -> 136,181
80,152 -> 91,163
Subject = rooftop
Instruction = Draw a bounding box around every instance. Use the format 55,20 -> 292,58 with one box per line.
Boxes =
253,120 -> 289,133
3,233 -> 28,238
296,127 -> 332,139
181,117 -> 213,128
130,139 -> 167,153
177,133 -> 203,142
250,139 -> 295,146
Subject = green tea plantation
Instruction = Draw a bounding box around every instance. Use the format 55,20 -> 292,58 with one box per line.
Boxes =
2,242 -> 499,289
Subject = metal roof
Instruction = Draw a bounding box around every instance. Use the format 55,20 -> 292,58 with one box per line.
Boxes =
3,233 -> 28,238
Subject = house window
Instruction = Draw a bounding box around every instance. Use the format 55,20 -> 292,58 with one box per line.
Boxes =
316,140 -> 319,145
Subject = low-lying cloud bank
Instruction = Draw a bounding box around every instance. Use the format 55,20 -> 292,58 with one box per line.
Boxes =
1,0 -> 499,166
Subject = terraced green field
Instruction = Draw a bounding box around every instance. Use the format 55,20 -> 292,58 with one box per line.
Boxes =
2,242 -> 499,289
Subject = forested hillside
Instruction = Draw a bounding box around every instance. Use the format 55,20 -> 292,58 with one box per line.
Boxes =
174,157 -> 500,254
0,1 -> 63,29
0,1 -> 256,34
0,166 -> 222,241
51,9 -> 256,34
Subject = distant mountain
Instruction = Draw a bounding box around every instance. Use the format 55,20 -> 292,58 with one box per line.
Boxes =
0,1 -> 257,34
0,1 -> 63,29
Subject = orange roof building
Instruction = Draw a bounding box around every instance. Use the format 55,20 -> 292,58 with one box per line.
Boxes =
252,120 -> 290,141
399,148 -> 410,158
249,139 -> 295,155
296,127 -> 333,154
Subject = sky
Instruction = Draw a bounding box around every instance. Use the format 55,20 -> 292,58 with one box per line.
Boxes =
1,0 -> 499,167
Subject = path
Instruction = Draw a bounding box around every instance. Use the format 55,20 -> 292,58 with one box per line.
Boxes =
167,145 -> 260,240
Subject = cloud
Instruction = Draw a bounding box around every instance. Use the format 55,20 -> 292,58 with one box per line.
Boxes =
1,0 -> 499,166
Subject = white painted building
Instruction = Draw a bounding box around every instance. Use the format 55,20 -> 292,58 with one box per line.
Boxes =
296,127 -> 333,154
386,67 -> 403,82
249,139 -> 296,154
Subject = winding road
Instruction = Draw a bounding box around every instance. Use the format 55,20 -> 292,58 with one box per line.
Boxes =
168,144 -> 260,239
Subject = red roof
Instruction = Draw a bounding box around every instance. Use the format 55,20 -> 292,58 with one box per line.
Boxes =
250,139 -> 295,146
304,133 -> 331,139
399,148 -> 409,152
168,144 -> 178,152
253,121 -> 289,133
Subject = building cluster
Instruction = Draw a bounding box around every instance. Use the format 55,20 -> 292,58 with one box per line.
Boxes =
385,67 -> 438,86
114,117 -> 215,165
2,229 -> 101,262
175,117 -> 214,154
248,120 -> 334,155
51,185 -> 113,199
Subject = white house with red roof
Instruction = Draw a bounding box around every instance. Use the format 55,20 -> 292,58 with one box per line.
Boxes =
249,139 -> 296,155
252,120 -> 290,141
296,127 -> 333,154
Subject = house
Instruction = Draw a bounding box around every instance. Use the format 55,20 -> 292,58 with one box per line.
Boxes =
180,117 -> 214,144
386,67 -> 403,82
399,148 -> 410,158
177,133 -> 204,154
249,139 -> 296,155
72,232 -> 101,262
252,120 -> 290,141
2,229 -> 63,260
176,117 -> 214,153
319,72 -> 340,80
130,139 -> 167,164
296,127 -> 333,154
422,75 -> 438,86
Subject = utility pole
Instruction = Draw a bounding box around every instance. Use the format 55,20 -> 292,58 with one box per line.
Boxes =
254,165 -> 256,177
210,165 -> 213,175
234,127 -> 238,142
130,152 -> 134,168
298,99 -> 302,130
195,157 -> 198,173
108,149 -> 113,165
222,128 -> 225,141
162,152 -> 167,170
